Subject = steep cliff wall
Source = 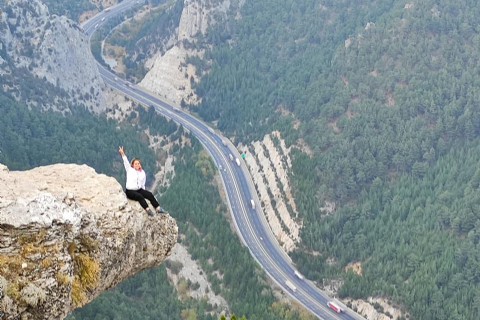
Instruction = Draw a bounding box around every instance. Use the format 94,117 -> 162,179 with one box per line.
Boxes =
0,163 -> 177,320
0,0 -> 105,113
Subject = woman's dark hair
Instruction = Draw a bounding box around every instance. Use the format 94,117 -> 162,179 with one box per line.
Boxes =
130,158 -> 141,168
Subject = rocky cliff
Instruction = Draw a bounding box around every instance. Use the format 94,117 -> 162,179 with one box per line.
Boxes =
0,163 -> 177,320
0,0 -> 105,113
140,0 -> 234,106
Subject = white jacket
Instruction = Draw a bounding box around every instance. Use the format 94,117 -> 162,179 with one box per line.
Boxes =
122,155 -> 146,191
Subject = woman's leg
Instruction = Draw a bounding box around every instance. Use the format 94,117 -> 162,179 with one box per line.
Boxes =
125,189 -> 149,210
137,189 -> 160,208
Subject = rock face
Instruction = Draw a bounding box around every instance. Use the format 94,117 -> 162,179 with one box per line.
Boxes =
141,45 -> 199,105
177,0 -> 210,41
0,163 -> 177,320
241,131 -> 301,252
140,0 -> 234,106
345,297 -> 404,320
0,0 -> 105,113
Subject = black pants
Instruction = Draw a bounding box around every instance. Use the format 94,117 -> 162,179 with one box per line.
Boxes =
126,189 -> 160,210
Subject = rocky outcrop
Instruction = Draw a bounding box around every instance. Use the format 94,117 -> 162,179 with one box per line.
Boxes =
345,297 -> 404,320
242,131 -> 302,252
0,163 -> 177,320
140,0 -> 234,106
0,0 -> 105,113
141,45 -> 200,105
177,0 -> 210,41
166,243 -> 229,312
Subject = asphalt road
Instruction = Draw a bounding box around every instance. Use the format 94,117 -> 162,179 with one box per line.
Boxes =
82,2 -> 366,319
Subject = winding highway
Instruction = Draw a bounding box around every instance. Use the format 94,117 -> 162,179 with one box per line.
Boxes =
82,2 -> 365,320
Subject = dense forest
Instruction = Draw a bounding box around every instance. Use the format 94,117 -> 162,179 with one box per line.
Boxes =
294,139 -> 480,320
177,0 -> 480,319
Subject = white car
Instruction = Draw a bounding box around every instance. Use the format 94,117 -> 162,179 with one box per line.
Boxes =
114,77 -> 118,81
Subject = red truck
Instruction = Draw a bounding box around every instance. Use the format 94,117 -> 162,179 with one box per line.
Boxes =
327,301 -> 343,313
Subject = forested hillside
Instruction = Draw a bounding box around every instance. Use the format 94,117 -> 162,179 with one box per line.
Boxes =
0,93 -> 156,183
40,0 -> 167,22
294,139 -> 480,320
191,0 -> 480,202
180,0 -> 480,319
41,0 -> 95,21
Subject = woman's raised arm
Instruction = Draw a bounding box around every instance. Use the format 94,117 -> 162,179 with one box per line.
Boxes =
119,146 -> 130,171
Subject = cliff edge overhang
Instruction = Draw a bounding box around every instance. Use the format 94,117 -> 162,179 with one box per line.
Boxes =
0,163 -> 177,319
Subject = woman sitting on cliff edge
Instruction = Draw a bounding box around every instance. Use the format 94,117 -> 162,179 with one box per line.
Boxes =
118,146 -> 166,216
